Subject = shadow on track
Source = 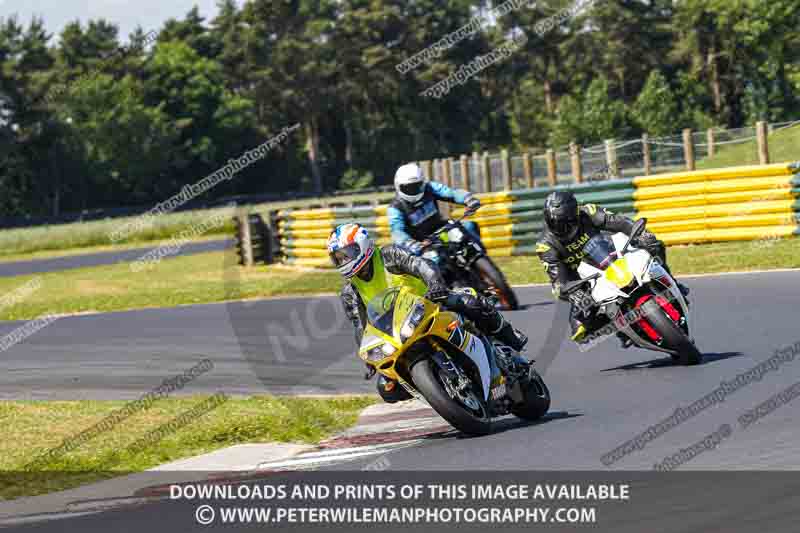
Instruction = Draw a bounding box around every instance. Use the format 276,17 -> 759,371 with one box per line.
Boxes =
451,411 -> 582,440
516,301 -> 554,310
600,351 -> 743,372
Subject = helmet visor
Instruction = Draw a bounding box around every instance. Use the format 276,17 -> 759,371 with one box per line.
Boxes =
550,213 -> 578,238
330,243 -> 361,268
399,181 -> 424,197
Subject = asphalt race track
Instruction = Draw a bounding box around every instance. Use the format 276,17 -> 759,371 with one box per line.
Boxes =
0,238 -> 231,277
2,269 -> 800,473
3,269 -> 800,532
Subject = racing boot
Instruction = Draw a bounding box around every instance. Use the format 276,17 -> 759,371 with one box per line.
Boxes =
491,317 -> 528,353
458,291 -> 528,352
677,282 -> 690,299
571,324 -> 587,343
570,312 -> 589,344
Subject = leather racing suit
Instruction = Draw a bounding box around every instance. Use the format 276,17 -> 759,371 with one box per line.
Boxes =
387,181 -> 480,259
340,244 -> 525,402
535,204 -> 673,341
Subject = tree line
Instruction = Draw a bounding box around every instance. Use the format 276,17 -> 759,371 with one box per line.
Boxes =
0,0 -> 798,217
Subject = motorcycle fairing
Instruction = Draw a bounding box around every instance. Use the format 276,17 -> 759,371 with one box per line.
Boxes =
458,331 -> 491,401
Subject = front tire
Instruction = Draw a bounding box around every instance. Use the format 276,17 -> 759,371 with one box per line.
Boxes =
410,358 -> 492,435
640,299 -> 701,365
474,257 -> 519,310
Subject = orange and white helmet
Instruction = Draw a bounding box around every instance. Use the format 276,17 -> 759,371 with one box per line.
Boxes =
327,223 -> 375,278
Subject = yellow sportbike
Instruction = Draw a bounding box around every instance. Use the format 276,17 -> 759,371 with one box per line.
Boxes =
359,286 -> 550,435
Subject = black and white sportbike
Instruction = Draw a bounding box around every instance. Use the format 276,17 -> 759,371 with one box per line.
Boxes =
420,215 -> 519,311
561,219 -> 701,365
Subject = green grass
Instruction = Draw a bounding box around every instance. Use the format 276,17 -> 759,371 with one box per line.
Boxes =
697,123 -> 800,169
0,191 -> 393,260
0,238 -> 798,320
0,234 -> 226,265
499,237 -> 800,286
0,249 -> 341,320
0,207 -> 237,259
0,395 -> 376,499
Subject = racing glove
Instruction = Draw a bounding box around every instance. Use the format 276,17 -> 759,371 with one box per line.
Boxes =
425,282 -> 450,303
464,195 -> 481,216
402,239 -> 425,256
633,230 -> 658,247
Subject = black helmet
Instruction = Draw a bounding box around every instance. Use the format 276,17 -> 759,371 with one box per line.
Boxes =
543,191 -> 580,240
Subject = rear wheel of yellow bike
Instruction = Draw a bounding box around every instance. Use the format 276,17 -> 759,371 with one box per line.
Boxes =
410,358 -> 492,435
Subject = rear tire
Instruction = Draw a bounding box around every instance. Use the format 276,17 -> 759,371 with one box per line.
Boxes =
410,358 -> 492,435
640,299 -> 701,365
474,257 -> 519,310
511,368 -> 551,421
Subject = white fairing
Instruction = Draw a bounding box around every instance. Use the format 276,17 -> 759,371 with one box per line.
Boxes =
576,232 -> 693,351
576,236 -> 649,303
461,332 -> 491,400
447,227 -> 465,243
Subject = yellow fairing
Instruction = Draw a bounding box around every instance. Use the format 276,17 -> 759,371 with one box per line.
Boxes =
605,257 -> 634,288
357,287 -> 461,383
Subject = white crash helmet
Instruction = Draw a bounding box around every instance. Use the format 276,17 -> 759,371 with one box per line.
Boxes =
327,223 -> 375,278
394,163 -> 426,203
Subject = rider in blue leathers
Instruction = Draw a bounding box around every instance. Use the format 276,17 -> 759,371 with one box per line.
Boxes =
387,163 -> 482,258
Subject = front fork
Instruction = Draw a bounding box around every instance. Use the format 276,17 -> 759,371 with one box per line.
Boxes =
645,259 -> 693,340
429,338 -> 507,414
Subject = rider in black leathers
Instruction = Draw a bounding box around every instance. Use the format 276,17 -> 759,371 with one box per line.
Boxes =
535,191 -> 689,345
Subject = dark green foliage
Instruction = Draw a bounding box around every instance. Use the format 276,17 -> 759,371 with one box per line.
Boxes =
0,0 -> 798,218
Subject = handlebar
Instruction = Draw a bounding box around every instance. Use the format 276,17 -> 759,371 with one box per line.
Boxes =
431,211 -> 474,237
620,217 -> 648,256
420,205 -> 479,251
561,273 -> 601,295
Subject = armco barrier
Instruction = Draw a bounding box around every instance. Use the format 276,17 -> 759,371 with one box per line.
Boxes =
272,180 -> 636,266
632,162 -> 800,245
263,162 -> 798,268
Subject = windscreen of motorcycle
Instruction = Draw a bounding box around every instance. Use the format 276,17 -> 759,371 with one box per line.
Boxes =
366,287 -> 400,337
582,234 -> 619,270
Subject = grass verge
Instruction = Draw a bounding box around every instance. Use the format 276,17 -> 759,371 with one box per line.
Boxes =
0,249 -> 340,320
0,208 -> 238,260
0,238 -> 798,320
0,191 -> 393,260
697,122 -> 800,169
0,234 -> 227,265
0,395 -> 376,499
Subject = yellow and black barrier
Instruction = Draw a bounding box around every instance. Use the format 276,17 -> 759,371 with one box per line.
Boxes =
632,162 -> 800,245
261,161 -> 799,268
